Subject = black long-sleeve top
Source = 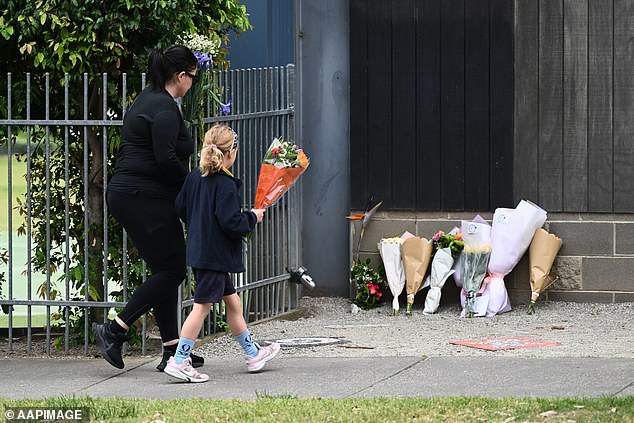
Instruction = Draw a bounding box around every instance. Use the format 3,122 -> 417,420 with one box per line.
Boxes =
108,88 -> 194,199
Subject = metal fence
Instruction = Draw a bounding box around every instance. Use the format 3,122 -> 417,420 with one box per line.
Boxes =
0,65 -> 302,355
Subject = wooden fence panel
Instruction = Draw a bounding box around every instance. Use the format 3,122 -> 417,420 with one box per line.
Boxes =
349,0 -> 369,209
538,0 -> 564,211
587,0 -> 613,211
514,0 -> 540,203
489,0 -> 514,209
391,0 -> 417,209
465,0 -> 491,210
416,0 -> 442,210
350,0 -> 513,211
613,0 -> 634,211
366,0 -> 392,206
563,0 -> 588,211
440,0 -> 466,210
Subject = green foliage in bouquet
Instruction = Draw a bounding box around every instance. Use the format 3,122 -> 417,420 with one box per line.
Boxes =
351,260 -> 385,309
262,138 -> 309,168
432,231 -> 464,259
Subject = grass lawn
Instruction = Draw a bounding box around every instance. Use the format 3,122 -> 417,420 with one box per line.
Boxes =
0,313 -> 47,328
0,154 -> 27,233
1,396 -> 632,422
1,154 -> 49,326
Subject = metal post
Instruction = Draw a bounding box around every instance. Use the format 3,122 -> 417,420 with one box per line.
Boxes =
296,0 -> 351,296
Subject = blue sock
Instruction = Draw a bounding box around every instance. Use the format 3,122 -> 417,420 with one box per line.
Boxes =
235,330 -> 259,357
173,338 -> 195,364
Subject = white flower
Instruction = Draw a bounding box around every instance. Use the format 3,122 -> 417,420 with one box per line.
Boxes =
177,33 -> 220,56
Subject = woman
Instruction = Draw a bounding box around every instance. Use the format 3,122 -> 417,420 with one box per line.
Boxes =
93,44 -> 203,371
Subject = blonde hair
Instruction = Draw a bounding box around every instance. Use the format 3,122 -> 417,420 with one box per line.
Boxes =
199,124 -> 236,176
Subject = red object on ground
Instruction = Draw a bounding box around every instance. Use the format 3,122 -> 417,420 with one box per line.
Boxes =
450,337 -> 561,351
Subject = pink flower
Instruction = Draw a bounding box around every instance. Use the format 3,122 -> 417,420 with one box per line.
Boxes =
369,285 -> 378,295
432,231 -> 444,241
272,147 -> 279,157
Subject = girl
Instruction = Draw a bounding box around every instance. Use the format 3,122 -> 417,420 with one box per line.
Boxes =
165,124 -> 280,382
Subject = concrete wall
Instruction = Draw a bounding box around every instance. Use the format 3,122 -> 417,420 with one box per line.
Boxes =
351,211 -> 634,305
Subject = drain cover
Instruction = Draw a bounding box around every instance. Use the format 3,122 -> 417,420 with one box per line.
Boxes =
272,337 -> 347,347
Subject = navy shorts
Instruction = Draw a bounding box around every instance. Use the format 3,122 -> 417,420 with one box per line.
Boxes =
193,269 -> 236,304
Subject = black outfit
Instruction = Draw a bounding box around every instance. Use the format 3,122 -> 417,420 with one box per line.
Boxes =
175,167 -> 256,303
106,87 -> 194,342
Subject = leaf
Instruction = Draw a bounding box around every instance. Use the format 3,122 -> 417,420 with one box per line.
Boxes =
88,285 -> 100,301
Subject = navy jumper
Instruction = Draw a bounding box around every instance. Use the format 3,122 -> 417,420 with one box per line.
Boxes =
175,167 -> 256,273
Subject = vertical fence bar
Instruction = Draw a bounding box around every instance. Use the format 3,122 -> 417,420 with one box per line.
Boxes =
122,73 -> 128,306
140,72 -> 148,353
6,73 -> 13,350
83,73 -> 90,354
102,74 -> 109,324
265,67 -> 272,317
287,64 -> 299,308
64,73 -> 71,352
45,73 -> 51,355
26,73 -> 33,351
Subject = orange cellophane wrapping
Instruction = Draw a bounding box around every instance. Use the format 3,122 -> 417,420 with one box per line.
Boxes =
254,163 -> 307,209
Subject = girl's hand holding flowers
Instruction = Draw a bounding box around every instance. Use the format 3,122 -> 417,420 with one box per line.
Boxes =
251,208 -> 265,223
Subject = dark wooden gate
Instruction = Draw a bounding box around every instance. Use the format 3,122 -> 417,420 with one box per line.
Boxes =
350,0 -> 514,211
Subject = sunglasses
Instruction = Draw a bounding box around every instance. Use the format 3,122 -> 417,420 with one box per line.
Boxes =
184,71 -> 199,84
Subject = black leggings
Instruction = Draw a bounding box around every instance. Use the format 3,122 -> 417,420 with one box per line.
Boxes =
106,190 -> 186,342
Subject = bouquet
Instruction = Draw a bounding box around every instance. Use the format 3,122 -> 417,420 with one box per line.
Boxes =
378,237 -> 406,315
527,228 -> 562,314
458,217 -> 492,316
461,244 -> 492,318
351,260 -> 384,310
483,200 -> 547,316
423,229 -> 464,314
254,138 -> 309,209
401,236 -> 433,317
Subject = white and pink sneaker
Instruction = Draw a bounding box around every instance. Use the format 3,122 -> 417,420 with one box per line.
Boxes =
164,357 -> 209,383
245,342 -> 281,372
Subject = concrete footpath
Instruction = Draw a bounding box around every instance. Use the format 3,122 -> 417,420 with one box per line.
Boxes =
1,355 -> 634,400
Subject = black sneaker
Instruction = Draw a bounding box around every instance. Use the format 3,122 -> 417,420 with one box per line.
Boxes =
156,350 -> 204,372
92,321 -> 129,369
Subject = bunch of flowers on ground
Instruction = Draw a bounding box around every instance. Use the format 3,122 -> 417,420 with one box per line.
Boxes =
423,229 -> 465,314
432,230 -> 464,258
351,260 -> 384,309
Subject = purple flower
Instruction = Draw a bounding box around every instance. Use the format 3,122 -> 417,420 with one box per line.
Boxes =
194,52 -> 213,69
218,100 -> 232,116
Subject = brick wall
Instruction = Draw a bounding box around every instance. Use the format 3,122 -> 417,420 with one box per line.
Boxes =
351,211 -> 634,305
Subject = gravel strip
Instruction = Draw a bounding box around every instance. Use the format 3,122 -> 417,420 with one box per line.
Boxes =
196,296 -> 634,359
